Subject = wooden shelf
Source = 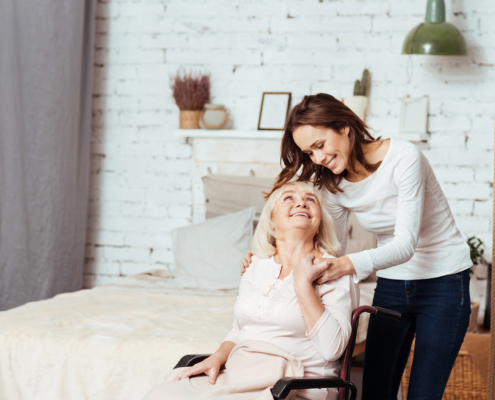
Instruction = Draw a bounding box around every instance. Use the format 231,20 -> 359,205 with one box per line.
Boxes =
174,129 -> 283,140
176,129 -> 429,142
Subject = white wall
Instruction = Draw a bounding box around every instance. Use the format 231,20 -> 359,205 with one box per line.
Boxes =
85,0 -> 495,288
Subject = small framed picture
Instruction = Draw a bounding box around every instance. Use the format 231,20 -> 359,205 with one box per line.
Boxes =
400,95 -> 429,134
258,92 -> 292,131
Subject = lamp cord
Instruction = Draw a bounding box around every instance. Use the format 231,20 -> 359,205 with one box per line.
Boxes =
408,23 -> 424,54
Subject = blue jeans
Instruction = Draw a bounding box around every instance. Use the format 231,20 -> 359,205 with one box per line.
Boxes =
361,269 -> 471,400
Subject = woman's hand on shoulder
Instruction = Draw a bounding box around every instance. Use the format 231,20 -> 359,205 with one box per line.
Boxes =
174,354 -> 224,385
315,255 -> 356,284
293,254 -> 331,291
240,251 -> 254,276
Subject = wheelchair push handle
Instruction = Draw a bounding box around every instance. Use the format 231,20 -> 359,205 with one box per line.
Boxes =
374,306 -> 401,322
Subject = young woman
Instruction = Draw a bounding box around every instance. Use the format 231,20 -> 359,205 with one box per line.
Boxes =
242,93 -> 472,400
144,182 -> 359,400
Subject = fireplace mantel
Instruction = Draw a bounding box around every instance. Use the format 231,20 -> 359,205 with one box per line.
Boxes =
174,129 -> 428,143
176,130 -> 282,223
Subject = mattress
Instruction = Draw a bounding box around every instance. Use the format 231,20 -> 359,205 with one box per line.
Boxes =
0,271 -> 376,400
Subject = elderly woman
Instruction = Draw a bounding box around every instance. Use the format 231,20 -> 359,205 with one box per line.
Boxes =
144,181 -> 359,400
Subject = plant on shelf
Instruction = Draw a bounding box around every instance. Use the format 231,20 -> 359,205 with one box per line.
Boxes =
467,236 -> 486,272
171,71 -> 210,129
353,69 -> 370,97
343,68 -> 370,121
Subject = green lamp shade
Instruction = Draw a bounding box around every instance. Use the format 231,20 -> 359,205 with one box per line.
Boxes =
402,0 -> 467,56
402,22 -> 467,55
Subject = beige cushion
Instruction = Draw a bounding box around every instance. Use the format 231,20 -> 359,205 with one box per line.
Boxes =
203,175 -> 274,218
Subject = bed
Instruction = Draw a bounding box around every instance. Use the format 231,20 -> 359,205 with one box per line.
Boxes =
0,174 -> 378,400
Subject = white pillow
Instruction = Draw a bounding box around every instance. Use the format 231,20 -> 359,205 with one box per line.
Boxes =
170,207 -> 255,290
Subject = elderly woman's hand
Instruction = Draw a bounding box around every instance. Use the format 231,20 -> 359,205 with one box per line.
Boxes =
293,254 -> 331,290
174,354 -> 224,385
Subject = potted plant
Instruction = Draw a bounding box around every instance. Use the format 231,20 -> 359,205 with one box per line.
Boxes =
343,69 -> 370,121
171,71 -> 210,129
467,236 -> 486,332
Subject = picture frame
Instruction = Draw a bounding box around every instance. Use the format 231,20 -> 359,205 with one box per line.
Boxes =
399,95 -> 429,134
257,92 -> 292,131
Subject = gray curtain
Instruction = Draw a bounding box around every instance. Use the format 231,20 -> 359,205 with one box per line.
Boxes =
0,0 -> 96,310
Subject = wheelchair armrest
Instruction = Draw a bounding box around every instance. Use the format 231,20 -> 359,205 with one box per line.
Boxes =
174,354 -> 211,369
374,306 -> 401,322
271,376 -> 357,400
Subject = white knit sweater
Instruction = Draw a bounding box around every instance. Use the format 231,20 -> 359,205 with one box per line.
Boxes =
324,138 -> 472,282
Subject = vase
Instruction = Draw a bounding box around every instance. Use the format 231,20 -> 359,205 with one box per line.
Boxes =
179,110 -> 201,129
343,95 -> 369,121
199,104 -> 229,130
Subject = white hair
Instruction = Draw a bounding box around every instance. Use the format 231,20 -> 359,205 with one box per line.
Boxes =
251,181 -> 341,259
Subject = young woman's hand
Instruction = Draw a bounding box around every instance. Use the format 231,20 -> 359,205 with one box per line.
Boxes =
315,256 -> 356,284
293,254 -> 331,289
174,354 -> 224,384
240,251 -> 253,276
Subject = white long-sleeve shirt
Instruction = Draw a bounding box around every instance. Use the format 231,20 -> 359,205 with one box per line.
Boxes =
324,138 -> 472,282
223,254 -> 359,400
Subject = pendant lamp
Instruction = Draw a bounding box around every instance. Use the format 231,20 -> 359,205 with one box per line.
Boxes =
402,0 -> 467,56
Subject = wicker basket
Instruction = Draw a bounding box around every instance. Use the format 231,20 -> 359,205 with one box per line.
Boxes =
401,341 -> 487,400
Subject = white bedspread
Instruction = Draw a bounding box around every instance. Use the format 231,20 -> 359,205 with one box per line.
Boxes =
0,271 -> 376,400
0,272 -> 238,400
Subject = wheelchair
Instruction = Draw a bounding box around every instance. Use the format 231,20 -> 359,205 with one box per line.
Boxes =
174,305 -> 401,400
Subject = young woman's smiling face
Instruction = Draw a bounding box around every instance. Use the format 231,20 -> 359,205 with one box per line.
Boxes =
271,185 -> 321,237
292,125 -> 351,175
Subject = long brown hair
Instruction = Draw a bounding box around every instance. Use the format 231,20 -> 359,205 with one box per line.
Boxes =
270,93 -> 381,197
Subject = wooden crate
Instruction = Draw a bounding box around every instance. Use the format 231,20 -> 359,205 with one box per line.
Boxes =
401,342 -> 487,400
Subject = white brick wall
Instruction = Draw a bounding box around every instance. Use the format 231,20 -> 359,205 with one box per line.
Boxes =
85,0 -> 495,288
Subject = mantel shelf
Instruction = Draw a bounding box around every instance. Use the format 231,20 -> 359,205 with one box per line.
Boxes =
174,129 -> 283,140
175,129 -> 429,142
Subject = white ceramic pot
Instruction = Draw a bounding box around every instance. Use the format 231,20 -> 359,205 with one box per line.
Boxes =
199,104 -> 229,129
343,95 -> 369,121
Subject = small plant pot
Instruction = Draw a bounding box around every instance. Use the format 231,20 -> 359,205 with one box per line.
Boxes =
343,95 -> 368,121
179,110 -> 201,129
467,301 -> 480,332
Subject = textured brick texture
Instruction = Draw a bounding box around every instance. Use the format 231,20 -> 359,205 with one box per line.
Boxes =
86,0 -> 495,288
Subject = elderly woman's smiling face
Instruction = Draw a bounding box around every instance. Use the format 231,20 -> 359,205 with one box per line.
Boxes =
271,185 -> 322,238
